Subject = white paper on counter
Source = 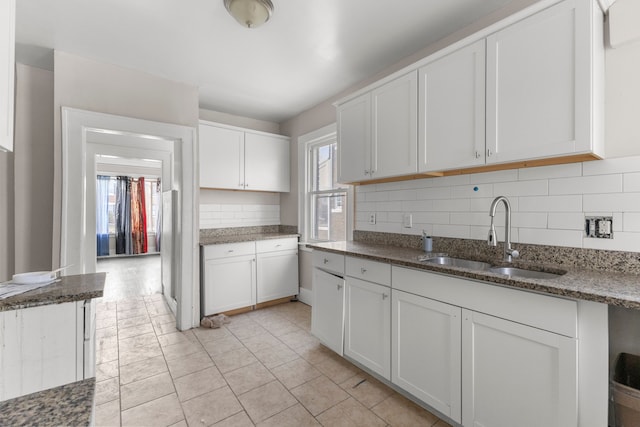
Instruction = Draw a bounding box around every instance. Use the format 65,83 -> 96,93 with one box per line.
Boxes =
0,280 -> 60,299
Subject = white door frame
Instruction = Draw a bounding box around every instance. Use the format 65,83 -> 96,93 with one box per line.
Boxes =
61,107 -> 199,330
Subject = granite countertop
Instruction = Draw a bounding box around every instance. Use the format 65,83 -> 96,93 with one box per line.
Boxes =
0,378 -> 95,427
0,273 -> 106,312
308,241 -> 640,309
200,232 -> 300,246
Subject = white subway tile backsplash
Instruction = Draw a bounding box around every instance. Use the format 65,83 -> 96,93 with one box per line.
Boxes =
519,195 -> 582,212
623,213 -> 640,232
416,186 -> 452,200
199,203 -> 280,229
548,213 -> 584,230
517,163 -> 582,180
624,173 -> 640,193
470,169 -> 518,184
412,212 -> 450,224
519,228 -> 583,248
355,158 -> 640,252
583,232 -> 640,252
549,175 -> 623,195
431,199 -> 470,212
452,184 -> 493,199
494,180 -> 548,197
584,193 -> 640,212
512,212 -> 548,229
583,156 -> 640,176
433,224 -> 470,239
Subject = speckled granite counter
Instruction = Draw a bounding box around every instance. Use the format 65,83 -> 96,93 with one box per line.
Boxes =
200,233 -> 299,245
0,378 -> 95,426
308,241 -> 640,309
0,273 -> 106,311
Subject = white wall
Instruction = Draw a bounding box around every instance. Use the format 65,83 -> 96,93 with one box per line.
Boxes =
13,64 -> 54,274
52,51 -> 199,267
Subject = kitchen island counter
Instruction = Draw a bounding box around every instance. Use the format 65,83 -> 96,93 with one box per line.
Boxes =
308,240 -> 640,310
0,378 -> 95,427
0,273 -> 106,311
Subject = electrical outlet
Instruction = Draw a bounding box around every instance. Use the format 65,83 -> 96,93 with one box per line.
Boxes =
585,216 -> 613,239
368,213 -> 376,225
403,213 -> 413,228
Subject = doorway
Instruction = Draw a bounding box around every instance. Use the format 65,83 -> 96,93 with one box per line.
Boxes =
94,155 -> 165,302
61,108 -> 199,330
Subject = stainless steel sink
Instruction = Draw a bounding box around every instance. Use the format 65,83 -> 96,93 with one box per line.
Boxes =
488,266 -> 565,280
423,256 -> 491,271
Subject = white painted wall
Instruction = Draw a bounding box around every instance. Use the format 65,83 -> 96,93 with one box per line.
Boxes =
13,64 -> 54,274
52,51 -> 199,268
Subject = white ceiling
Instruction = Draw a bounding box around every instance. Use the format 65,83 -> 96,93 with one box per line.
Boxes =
15,0 -> 519,123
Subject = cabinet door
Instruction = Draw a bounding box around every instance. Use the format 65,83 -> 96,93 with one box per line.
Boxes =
371,72 -> 418,179
486,0 -> 598,164
462,309 -> 577,427
256,249 -> 299,303
245,132 -> 290,192
0,302 -> 78,400
344,277 -> 391,379
337,93 -> 371,183
419,40 -> 485,173
311,268 -> 345,355
0,0 -> 15,152
392,290 -> 462,423
202,254 -> 256,315
199,123 -> 244,189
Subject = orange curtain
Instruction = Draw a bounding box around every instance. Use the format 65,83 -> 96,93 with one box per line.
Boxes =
131,177 -> 148,254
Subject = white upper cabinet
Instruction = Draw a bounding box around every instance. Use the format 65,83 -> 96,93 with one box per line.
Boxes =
0,0 -> 15,152
371,72 -> 418,180
199,123 -> 244,190
337,93 -> 371,183
336,0 -> 603,180
418,40 -> 486,173
245,132 -> 290,192
199,121 -> 290,192
486,0 -> 604,164
337,72 -> 417,183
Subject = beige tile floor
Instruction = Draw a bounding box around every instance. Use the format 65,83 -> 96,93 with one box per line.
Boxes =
94,295 -> 453,426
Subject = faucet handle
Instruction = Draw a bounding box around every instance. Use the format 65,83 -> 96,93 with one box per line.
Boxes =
507,248 -> 519,259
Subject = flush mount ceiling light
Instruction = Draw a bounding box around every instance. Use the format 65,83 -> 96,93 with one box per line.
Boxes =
224,0 -> 274,28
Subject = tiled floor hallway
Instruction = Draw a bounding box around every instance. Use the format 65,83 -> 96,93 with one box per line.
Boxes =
93,267 -> 452,426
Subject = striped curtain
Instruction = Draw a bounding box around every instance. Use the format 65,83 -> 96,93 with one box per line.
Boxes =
96,175 -> 110,256
131,177 -> 148,254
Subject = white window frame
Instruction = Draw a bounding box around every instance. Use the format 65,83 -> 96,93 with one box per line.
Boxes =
298,123 -> 353,244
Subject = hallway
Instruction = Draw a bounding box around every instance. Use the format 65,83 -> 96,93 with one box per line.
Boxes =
96,255 -> 162,301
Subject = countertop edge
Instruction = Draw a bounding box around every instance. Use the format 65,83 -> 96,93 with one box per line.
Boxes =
200,233 -> 300,246
308,242 -> 640,310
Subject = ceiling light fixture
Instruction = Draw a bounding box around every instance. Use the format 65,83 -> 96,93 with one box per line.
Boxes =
224,0 -> 274,29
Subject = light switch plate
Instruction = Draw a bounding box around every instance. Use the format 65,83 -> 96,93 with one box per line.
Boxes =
402,213 -> 412,228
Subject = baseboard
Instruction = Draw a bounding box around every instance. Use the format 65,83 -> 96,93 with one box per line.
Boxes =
298,287 -> 313,306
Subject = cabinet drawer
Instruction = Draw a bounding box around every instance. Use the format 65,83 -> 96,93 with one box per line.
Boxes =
312,250 -> 345,275
256,237 -> 298,253
203,241 -> 255,259
346,256 -> 391,286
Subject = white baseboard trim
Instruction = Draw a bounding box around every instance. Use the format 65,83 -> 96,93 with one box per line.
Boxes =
298,287 -> 313,306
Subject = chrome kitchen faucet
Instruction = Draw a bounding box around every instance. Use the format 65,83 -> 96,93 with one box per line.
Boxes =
488,196 -> 519,263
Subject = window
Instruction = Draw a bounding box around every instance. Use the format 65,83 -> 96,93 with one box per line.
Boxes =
299,124 -> 352,242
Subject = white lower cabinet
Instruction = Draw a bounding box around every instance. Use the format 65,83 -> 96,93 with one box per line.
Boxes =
256,238 -> 299,304
392,289 -> 462,423
201,238 -> 299,316
202,254 -> 256,315
462,309 -> 577,427
311,268 -> 345,355
0,300 -> 95,401
344,277 -> 391,380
